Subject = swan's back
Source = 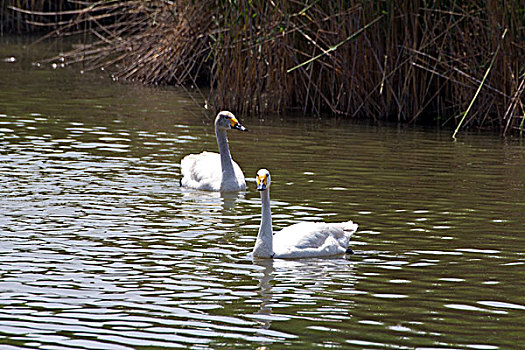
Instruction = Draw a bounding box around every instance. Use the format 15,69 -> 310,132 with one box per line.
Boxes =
181,151 -> 221,191
181,151 -> 245,191
272,220 -> 357,258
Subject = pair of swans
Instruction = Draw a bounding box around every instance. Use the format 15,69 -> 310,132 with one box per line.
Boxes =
180,111 -> 358,259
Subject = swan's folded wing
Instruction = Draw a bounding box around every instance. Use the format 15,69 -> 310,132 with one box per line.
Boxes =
273,221 -> 357,258
181,152 -> 222,191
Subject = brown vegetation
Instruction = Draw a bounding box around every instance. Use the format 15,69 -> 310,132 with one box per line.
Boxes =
5,0 -> 525,135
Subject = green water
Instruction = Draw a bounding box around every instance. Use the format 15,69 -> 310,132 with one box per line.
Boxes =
1,37 -> 524,350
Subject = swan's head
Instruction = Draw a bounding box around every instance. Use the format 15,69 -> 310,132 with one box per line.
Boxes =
256,169 -> 271,191
215,111 -> 247,132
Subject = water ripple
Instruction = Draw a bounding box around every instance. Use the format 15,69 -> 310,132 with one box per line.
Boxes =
0,74 -> 524,349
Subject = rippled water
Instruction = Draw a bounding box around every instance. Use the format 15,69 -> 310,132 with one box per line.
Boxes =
1,38 -> 525,349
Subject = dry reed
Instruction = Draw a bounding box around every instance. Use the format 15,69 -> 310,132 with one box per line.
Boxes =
6,0 -> 525,135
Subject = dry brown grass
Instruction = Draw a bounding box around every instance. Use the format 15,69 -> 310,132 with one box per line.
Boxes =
6,0 -> 525,135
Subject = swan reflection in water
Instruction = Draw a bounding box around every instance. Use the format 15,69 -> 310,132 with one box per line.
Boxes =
249,258 -> 358,333
179,187 -> 245,213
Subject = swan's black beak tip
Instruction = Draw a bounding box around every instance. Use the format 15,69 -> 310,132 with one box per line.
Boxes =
233,123 -> 247,132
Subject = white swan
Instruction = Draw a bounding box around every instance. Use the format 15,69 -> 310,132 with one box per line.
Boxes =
181,111 -> 247,192
252,169 -> 358,259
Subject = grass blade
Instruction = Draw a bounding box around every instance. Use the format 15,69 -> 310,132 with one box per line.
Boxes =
452,28 -> 507,140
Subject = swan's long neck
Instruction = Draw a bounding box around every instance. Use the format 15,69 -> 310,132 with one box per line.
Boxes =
215,128 -> 235,176
253,189 -> 273,258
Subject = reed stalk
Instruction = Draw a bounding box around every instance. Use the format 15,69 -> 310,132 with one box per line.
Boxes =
452,29 -> 508,140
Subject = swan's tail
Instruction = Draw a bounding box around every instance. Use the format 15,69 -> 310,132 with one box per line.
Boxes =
342,220 -> 358,235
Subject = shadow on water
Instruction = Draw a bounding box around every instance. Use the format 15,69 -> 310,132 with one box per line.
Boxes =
1,37 -> 524,349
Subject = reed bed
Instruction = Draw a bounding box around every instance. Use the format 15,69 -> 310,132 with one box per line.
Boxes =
1,0 -> 85,34
6,0 -> 525,135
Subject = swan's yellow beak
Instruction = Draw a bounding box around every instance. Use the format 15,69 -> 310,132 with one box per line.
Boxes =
256,173 -> 267,191
230,116 -> 247,131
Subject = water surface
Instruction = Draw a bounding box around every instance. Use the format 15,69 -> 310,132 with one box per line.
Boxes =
1,37 -> 524,349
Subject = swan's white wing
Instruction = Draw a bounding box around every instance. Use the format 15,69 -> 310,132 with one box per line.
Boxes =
181,151 -> 222,191
181,151 -> 246,191
273,221 -> 357,258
